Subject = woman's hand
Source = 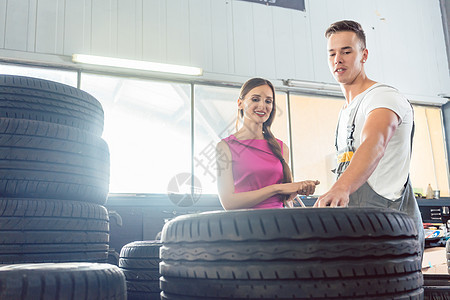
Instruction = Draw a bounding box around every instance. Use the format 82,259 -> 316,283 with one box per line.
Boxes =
282,181 -> 320,208
278,180 -> 320,196
296,180 -> 320,196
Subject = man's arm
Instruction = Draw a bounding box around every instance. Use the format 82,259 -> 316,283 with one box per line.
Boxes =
314,108 -> 399,207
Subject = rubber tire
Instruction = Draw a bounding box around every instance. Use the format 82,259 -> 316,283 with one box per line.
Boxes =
0,74 -> 104,136
423,274 -> 450,299
0,198 -> 109,263
160,275 -> 423,299
160,255 -> 422,280
160,290 -> 424,300
0,118 -> 109,204
160,207 -> 422,299
424,286 -> 450,300
0,262 -> 126,300
161,207 -> 419,244
119,241 -> 162,300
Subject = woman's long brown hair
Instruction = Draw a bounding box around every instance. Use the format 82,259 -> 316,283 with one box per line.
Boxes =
236,78 -> 293,194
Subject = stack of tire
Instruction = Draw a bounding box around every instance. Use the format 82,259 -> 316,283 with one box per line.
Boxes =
160,207 -> 424,299
0,75 -> 125,299
119,241 -> 162,299
0,74 -> 109,263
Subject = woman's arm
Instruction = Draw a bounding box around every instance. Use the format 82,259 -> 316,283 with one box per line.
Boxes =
216,141 -> 318,210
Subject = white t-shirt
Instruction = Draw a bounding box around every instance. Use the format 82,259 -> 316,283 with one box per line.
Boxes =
336,83 -> 413,200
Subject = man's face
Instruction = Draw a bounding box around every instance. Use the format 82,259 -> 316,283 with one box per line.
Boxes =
327,31 -> 367,85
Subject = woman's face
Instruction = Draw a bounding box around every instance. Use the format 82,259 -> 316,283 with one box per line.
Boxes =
238,84 -> 274,125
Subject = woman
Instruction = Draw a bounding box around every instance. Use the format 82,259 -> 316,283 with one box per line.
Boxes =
216,78 -> 319,210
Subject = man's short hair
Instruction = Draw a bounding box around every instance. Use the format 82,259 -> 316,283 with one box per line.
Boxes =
325,20 -> 366,49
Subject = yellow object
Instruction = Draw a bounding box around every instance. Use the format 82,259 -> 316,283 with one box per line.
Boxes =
337,151 -> 354,163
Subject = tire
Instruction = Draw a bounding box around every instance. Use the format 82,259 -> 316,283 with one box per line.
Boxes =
0,262 -> 126,300
160,207 -> 422,299
128,291 -> 162,300
160,207 -> 418,243
108,249 -> 120,266
423,274 -> 450,300
424,286 -> 450,300
119,241 -> 162,300
0,74 -> 104,136
160,276 -> 424,299
0,118 -> 109,204
161,238 -> 419,262
160,255 -> 422,280
0,198 -> 109,263
160,290 -> 425,300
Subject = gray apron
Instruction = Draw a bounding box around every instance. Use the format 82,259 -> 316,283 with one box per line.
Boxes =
334,84 -> 425,258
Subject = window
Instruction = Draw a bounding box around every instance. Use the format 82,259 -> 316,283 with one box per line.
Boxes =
1,63 -> 448,197
410,105 -> 449,196
289,94 -> 450,197
81,74 -> 191,193
289,94 -> 343,195
194,85 -> 240,193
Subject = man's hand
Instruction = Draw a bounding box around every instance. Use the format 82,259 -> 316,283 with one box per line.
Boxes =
313,185 -> 350,207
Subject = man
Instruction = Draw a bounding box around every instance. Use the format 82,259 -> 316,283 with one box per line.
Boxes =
314,20 -> 424,250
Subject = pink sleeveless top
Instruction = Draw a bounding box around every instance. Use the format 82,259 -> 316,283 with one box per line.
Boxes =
223,135 -> 284,209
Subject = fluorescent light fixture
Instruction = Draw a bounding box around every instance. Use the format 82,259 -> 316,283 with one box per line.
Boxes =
72,54 -> 203,76
283,79 -> 343,97
284,79 -> 341,91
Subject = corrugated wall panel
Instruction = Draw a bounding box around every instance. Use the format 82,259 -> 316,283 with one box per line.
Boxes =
412,0 -> 438,96
55,0 -> 65,54
143,0 -> 167,62
425,0 -> 450,95
81,0 -> 93,55
91,0 -> 117,57
232,0 -> 256,76
210,0 -> 233,74
4,0 -> 30,51
0,1 -> 6,49
273,6 -> 295,79
189,0 -> 213,71
134,0 -> 143,60
27,0 -> 37,52
378,1 -> 418,93
117,0 -> 139,59
35,0 -> 63,54
292,9 -> 314,81
166,0 -> 190,65
253,4 -> 276,78
357,1 -> 383,83
63,0 -> 85,55
308,0 -> 333,82
325,0 -> 346,21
